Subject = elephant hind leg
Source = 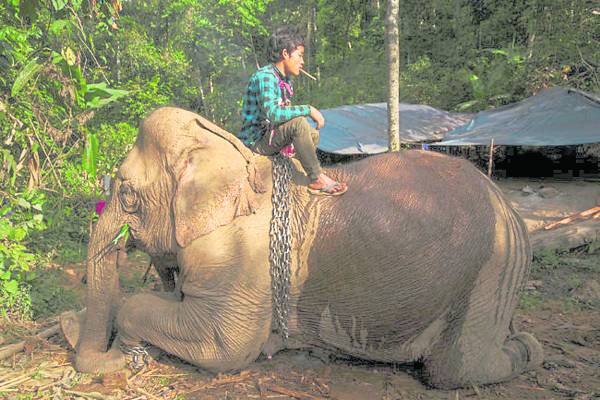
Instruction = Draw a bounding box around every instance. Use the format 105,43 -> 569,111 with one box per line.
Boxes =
423,186 -> 543,389
424,329 -> 543,389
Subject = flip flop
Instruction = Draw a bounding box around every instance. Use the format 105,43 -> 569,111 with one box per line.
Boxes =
307,181 -> 348,196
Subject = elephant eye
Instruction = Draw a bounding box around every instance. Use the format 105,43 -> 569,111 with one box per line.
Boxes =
118,183 -> 139,213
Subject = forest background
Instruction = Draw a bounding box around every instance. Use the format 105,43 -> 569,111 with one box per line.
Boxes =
0,0 -> 598,321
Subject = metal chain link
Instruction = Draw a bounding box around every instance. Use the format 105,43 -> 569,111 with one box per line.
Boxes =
269,154 -> 293,342
119,342 -> 150,371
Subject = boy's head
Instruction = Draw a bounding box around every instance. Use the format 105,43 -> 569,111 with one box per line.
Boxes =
268,26 -> 305,63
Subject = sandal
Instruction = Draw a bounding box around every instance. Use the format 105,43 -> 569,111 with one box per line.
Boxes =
307,181 -> 348,196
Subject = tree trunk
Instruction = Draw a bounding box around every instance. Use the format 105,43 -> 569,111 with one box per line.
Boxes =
250,35 -> 260,69
386,0 -> 400,152
305,4 -> 315,92
116,41 -> 121,84
197,75 -> 206,114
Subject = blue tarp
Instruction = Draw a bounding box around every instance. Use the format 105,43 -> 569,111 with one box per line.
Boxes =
431,88 -> 600,146
315,88 -> 600,154
316,103 -> 471,154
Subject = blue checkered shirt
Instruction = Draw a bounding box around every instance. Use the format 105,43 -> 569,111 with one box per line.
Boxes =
238,64 -> 310,146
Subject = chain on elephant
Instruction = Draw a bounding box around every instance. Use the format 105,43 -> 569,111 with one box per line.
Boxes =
269,154 -> 293,342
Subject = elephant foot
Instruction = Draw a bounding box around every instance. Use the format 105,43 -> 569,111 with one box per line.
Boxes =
63,309 -> 154,374
60,309 -> 86,350
504,332 -> 544,372
424,331 -> 544,389
75,346 -> 127,374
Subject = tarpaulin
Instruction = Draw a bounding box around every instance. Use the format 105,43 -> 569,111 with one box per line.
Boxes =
433,88 -> 600,146
316,103 -> 471,154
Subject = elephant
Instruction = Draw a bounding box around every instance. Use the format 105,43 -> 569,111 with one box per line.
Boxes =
67,107 -> 543,389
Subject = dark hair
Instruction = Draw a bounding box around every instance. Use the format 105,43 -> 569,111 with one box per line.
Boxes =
267,26 -> 305,62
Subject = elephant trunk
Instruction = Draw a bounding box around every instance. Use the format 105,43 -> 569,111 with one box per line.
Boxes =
75,199 -> 124,372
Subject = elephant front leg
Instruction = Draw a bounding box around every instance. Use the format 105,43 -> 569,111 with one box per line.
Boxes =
115,286 -> 271,372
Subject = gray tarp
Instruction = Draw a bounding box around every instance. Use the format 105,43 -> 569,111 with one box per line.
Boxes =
316,103 -> 471,154
433,88 -> 600,146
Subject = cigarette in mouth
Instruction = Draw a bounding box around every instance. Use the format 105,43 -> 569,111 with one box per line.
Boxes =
300,68 -> 317,81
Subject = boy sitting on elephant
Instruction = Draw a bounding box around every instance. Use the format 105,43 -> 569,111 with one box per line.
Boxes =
239,25 -> 347,196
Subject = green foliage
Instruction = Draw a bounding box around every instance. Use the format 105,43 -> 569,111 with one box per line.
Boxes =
519,291 -> 543,311
123,75 -> 172,122
119,269 -> 150,293
524,250 -> 600,312
96,121 -> 138,174
30,268 -> 81,319
456,47 -> 527,111
33,195 -> 93,264
400,56 -> 443,107
11,58 -> 42,97
399,0 -> 598,110
82,132 -> 99,180
85,82 -> 129,109
532,249 -> 565,272
0,191 -> 46,320
0,0 -> 132,320
112,223 -> 130,245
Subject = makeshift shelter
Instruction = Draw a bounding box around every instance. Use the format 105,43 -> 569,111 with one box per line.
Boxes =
431,88 -> 600,178
433,88 -> 600,147
317,88 -> 600,178
316,103 -> 471,154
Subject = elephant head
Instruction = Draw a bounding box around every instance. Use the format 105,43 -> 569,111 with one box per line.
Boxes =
75,107 -> 264,372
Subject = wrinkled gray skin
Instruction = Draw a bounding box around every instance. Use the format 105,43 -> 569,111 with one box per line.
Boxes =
72,107 -> 542,389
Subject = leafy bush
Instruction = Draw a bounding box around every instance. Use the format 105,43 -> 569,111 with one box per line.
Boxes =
456,48 -> 528,111
30,268 -> 82,320
0,191 -> 47,320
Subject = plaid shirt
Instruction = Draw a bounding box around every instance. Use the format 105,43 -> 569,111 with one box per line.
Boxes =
239,64 -> 310,146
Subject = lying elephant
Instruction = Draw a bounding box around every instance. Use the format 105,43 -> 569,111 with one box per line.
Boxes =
68,107 -> 542,389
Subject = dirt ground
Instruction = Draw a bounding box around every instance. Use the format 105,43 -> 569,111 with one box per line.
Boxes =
497,178 -> 600,233
1,179 -> 599,400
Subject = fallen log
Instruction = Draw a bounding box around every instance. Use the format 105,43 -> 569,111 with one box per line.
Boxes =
0,309 -> 85,361
543,206 -> 600,230
0,324 -> 60,361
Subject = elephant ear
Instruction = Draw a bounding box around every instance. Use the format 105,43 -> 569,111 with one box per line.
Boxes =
173,117 -> 265,248
193,116 -> 265,194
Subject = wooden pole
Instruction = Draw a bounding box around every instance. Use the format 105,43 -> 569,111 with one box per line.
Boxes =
385,0 -> 400,151
487,138 -> 494,177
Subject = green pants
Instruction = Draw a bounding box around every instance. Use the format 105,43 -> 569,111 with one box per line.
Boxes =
252,117 -> 322,181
